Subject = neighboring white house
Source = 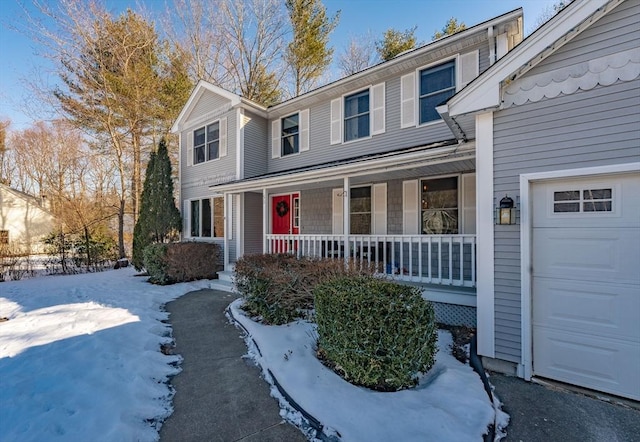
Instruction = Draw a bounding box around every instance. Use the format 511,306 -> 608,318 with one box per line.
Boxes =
445,0 -> 639,401
173,0 -> 639,401
0,184 -> 56,254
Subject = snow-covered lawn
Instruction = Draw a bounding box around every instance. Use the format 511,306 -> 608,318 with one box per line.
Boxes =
0,268 -> 211,442
229,299 -> 509,441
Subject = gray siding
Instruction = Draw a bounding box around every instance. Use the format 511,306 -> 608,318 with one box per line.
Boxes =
189,90 -> 231,118
243,192 -> 263,254
243,111 -> 268,179
492,78 -> 640,363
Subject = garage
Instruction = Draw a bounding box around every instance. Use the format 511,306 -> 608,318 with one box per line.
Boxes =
531,172 -> 640,400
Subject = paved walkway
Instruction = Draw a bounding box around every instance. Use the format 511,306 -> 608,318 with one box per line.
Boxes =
490,373 -> 640,442
160,289 -> 306,442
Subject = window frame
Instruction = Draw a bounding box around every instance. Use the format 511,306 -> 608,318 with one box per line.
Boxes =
419,174 -> 461,235
350,185 -> 372,234
551,186 -> 617,216
417,56 -> 457,126
189,197 -> 225,238
193,120 -> 221,165
281,113 -> 300,157
343,88 -> 371,143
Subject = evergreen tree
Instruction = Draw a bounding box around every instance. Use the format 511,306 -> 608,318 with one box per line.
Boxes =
132,138 -> 181,270
432,18 -> 466,40
376,27 -> 417,61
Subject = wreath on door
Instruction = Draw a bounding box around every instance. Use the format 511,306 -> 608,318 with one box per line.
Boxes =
276,200 -> 289,217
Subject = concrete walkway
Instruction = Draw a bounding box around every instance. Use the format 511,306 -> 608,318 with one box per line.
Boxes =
490,373 -> 640,442
160,289 -> 306,442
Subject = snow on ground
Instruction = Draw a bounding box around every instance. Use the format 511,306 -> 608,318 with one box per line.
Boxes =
230,298 -> 505,442
0,268 -> 212,442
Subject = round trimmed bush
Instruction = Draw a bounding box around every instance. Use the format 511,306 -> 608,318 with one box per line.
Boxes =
314,276 -> 437,391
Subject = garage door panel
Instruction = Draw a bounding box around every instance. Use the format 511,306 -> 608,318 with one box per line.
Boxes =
532,228 -> 640,284
533,277 -> 640,341
533,328 -> 640,400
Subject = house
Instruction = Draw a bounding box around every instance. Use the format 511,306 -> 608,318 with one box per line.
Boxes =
443,0 -> 639,401
0,184 -> 56,254
172,0 -> 639,401
172,7 -> 523,324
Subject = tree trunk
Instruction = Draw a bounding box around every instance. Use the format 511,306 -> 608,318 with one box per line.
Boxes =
132,132 -> 142,224
84,225 -> 91,271
118,198 -> 126,259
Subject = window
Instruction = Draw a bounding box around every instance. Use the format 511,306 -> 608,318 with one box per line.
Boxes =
421,177 -> 458,234
190,197 -> 224,237
344,90 -> 370,142
553,188 -> 613,213
0,230 -> 8,245
419,60 -> 456,124
293,197 -> 300,229
281,113 -> 299,156
350,187 -> 371,234
193,122 -> 220,164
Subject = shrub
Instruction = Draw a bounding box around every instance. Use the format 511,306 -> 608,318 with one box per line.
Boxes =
144,242 -> 221,285
314,276 -> 437,391
235,254 -> 376,325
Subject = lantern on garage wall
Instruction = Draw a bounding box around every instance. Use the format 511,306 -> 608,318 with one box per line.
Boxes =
497,195 -> 516,225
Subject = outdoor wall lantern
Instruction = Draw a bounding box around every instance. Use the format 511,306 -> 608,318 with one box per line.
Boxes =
496,195 -> 516,225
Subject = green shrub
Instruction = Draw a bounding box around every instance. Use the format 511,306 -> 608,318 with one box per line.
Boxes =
235,254 -> 376,325
314,276 -> 437,391
143,242 -> 221,285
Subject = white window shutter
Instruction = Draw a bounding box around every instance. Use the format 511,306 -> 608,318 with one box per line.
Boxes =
332,188 -> 344,234
403,180 -> 419,234
370,83 -> 385,135
462,173 -> 476,234
219,117 -> 228,157
400,73 -> 416,128
187,132 -> 193,166
372,183 -> 387,235
330,98 -> 342,145
183,200 -> 191,238
459,50 -> 479,89
300,109 -> 310,152
271,120 -> 280,158
496,33 -> 508,59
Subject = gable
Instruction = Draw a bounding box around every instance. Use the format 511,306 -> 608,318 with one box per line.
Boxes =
185,89 -> 234,124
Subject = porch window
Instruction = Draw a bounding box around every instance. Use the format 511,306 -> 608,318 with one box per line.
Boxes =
350,186 -> 371,234
281,113 -> 299,156
193,121 -> 220,164
344,90 -> 370,142
421,177 -> 458,234
419,60 -> 455,124
190,197 -> 224,238
293,197 -> 300,228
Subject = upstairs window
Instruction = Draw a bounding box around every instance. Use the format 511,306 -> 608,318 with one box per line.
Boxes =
419,60 -> 456,124
193,122 -> 220,164
281,113 -> 299,156
344,90 -> 370,142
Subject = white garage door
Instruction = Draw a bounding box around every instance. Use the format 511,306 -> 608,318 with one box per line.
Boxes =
531,172 -> 640,400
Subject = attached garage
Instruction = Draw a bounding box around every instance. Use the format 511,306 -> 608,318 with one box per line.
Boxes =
530,172 -> 640,400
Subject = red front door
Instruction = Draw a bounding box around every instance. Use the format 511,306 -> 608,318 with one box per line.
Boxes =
271,193 -> 299,252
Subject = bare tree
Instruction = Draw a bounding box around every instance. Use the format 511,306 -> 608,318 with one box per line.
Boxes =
337,33 -> 378,77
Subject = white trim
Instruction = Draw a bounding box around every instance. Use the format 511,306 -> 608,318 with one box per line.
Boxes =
299,109 -> 310,152
519,162 -> 640,381
223,193 -> 230,269
236,194 -> 243,259
422,290 -> 476,307
416,55 -> 458,127
262,188 -> 269,252
371,82 -> 386,135
341,86 -> 373,144
475,112 -> 495,358
235,111 -> 241,178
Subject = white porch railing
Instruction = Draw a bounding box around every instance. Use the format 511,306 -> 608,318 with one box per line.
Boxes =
265,234 -> 476,288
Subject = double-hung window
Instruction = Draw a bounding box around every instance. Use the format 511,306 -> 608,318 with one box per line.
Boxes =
193,122 -> 220,164
421,177 -> 458,234
344,90 -> 370,142
190,197 -> 225,238
350,186 -> 372,234
419,60 -> 456,124
281,113 -> 299,156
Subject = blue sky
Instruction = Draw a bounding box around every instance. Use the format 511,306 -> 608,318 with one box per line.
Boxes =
0,0 -> 555,130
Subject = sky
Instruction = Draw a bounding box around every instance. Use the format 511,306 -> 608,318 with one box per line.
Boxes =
0,0 -> 556,131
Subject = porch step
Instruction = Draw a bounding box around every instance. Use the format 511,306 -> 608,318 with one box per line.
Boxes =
209,270 -> 235,293
217,270 -> 234,284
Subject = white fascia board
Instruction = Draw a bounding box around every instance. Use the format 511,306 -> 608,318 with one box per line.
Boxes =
447,0 -> 614,118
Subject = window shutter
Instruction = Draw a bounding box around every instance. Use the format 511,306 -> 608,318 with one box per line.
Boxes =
271,120 -> 280,158
330,98 -> 342,145
459,50 -> 479,89
332,188 -> 343,234
372,183 -> 387,235
219,117 -> 228,157
187,132 -> 193,166
403,180 -> 419,234
183,200 -> 191,238
461,173 -> 476,234
371,83 -> 385,135
400,73 -> 416,128
300,109 -> 310,152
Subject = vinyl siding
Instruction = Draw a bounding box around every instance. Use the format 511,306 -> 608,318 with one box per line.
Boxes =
243,111 -> 268,179
189,90 -> 232,118
243,192 -> 263,254
492,78 -> 640,363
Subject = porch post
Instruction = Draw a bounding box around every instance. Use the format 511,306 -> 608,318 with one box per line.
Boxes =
223,192 -> 230,270
343,176 -> 350,263
262,188 -> 269,253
